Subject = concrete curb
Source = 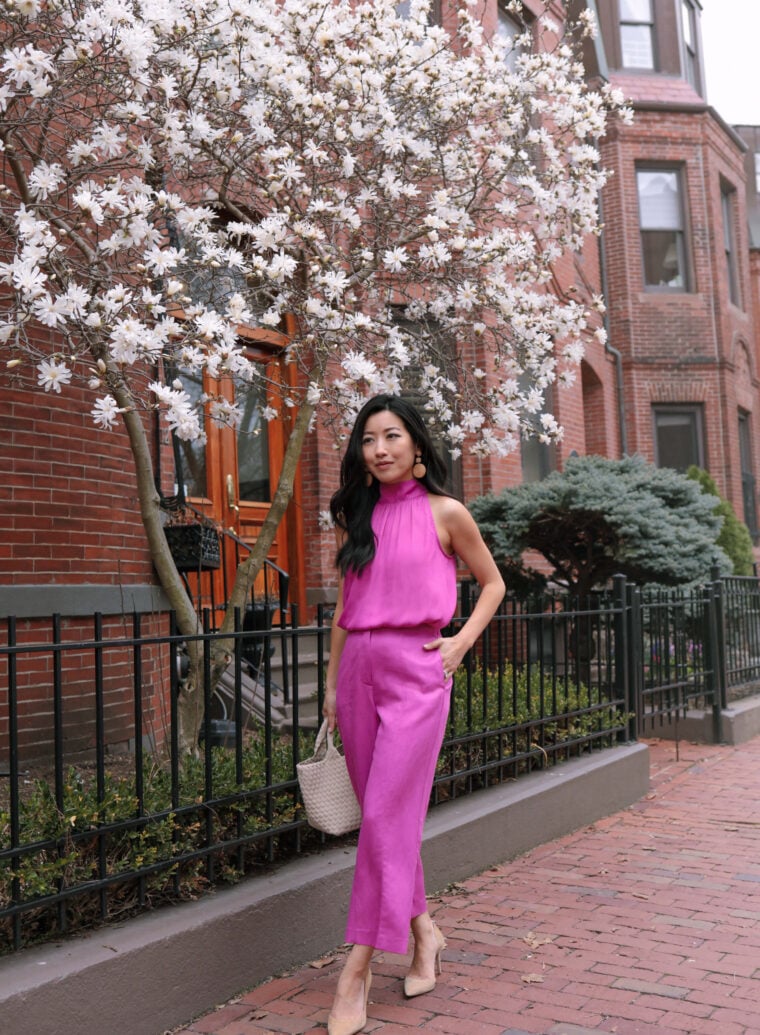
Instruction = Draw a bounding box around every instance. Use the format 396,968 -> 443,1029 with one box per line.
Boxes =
0,742 -> 649,1035
646,693 -> 760,744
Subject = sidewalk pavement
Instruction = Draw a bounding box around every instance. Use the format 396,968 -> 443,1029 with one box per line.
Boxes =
171,737 -> 760,1035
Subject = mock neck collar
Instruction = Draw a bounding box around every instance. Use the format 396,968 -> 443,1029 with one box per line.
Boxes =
377,478 -> 426,502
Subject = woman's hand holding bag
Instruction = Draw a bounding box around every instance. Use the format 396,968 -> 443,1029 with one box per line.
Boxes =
296,719 -> 362,835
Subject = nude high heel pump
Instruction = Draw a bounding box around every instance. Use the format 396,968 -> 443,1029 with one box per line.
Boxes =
327,969 -> 372,1035
404,924 -> 446,998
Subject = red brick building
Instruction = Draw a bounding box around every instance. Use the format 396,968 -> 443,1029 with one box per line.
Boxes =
592,0 -> 760,539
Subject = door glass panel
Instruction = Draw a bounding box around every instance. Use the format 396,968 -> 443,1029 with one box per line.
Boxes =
175,369 -> 207,498
237,380 -> 271,502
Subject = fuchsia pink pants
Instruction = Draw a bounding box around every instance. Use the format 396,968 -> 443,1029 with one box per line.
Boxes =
336,625 -> 451,955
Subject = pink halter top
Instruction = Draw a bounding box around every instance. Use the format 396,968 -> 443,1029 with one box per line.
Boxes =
338,479 -> 457,631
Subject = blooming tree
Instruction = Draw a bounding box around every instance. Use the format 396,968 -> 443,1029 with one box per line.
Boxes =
0,0 -> 628,749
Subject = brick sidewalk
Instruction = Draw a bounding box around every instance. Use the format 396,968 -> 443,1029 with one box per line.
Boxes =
172,738 -> 760,1035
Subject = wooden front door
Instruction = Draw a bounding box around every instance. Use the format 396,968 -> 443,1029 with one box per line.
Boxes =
173,330 -> 304,616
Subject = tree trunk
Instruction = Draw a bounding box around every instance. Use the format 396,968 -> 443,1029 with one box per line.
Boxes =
116,374 -> 315,753
113,379 -> 205,753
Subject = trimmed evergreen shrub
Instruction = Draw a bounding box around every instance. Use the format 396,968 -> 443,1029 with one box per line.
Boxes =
470,454 -> 732,598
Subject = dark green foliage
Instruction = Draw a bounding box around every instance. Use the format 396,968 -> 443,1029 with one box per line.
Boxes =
469,454 -> 732,598
686,466 -> 755,576
435,662 -> 625,797
0,728 -> 311,953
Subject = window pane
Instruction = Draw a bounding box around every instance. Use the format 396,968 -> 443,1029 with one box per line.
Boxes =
621,24 -> 654,68
520,377 -> 556,483
683,50 -> 697,89
620,0 -> 651,20
637,171 -> 681,229
641,230 -> 684,287
755,154 -> 760,193
496,9 -> 521,71
174,370 -> 207,498
738,412 -> 758,535
236,380 -> 271,502
681,0 -> 694,47
521,437 -> 554,483
654,411 -> 701,470
739,412 -> 752,469
722,191 -> 733,251
396,0 -> 440,25
722,188 -> 740,306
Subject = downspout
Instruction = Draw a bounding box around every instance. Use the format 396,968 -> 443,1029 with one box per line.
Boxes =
597,182 -> 629,457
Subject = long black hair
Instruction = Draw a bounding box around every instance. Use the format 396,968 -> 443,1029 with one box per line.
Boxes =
330,394 -> 451,574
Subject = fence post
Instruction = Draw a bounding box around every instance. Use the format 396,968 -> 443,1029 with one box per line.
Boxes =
711,575 -> 727,712
627,582 -> 643,740
460,578 -> 472,620
612,575 -> 632,742
703,584 -> 724,743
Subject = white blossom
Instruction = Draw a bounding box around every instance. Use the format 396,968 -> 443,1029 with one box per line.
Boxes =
28,162 -> 64,200
0,0 -> 623,459
92,395 -> 120,429
150,381 -> 203,441
383,247 -> 409,272
37,359 -> 72,393
209,398 -> 242,428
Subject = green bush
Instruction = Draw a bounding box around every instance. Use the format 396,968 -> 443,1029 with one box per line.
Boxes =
686,466 -> 755,576
0,728 -> 310,953
435,661 -> 624,797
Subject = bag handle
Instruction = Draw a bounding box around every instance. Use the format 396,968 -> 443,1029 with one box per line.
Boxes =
313,718 -> 341,760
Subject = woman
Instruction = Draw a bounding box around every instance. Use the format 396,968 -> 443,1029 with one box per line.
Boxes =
324,394 -> 505,1035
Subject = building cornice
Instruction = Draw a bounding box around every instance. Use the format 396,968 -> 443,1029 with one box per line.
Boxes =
630,99 -> 748,152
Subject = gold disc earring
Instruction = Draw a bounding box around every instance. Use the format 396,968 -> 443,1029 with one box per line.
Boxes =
412,454 -> 427,479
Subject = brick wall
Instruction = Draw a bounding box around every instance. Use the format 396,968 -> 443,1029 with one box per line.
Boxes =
0,612 -> 170,765
301,418 -> 342,606
1,381 -> 156,585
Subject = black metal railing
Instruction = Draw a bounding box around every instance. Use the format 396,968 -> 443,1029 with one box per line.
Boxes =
633,581 -> 715,730
718,574 -> 760,691
2,571 -> 760,953
433,581 -> 629,802
0,607 -> 318,954
163,509 -> 290,634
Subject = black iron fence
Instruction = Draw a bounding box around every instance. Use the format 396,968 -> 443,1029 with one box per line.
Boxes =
1,572 -> 759,953
435,581 -> 630,802
719,574 -> 760,690
632,581 -> 718,735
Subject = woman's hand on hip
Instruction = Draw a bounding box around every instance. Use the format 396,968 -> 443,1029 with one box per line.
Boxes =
424,635 -> 466,680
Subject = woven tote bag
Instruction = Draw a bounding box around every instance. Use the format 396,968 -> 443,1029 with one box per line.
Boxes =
296,720 -> 362,835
